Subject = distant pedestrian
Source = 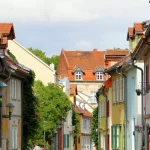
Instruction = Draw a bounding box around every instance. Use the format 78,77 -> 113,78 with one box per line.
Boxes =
33,143 -> 41,150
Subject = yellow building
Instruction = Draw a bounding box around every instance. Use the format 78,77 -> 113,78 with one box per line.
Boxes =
105,62 -> 126,150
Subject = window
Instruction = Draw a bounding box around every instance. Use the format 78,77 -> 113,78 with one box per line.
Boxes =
116,79 -> 119,102
63,134 -> 69,148
96,72 -> 103,80
75,71 -> 82,80
111,125 -> 121,149
11,79 -> 21,100
83,119 -> 87,128
135,35 -> 139,45
12,126 -> 18,150
119,78 -> 122,102
129,40 -> 132,51
100,101 -> 106,117
113,78 -> 124,104
113,79 -> 116,103
90,91 -> 97,103
146,64 -> 149,91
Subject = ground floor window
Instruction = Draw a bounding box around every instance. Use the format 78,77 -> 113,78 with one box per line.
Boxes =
81,136 -> 91,150
12,126 -> 18,150
111,125 -> 122,149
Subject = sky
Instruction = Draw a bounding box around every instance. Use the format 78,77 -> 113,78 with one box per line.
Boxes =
1,0 -> 150,56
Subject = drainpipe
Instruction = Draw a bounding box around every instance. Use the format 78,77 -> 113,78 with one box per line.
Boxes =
116,66 -> 127,150
102,91 -> 107,150
131,60 -> 144,149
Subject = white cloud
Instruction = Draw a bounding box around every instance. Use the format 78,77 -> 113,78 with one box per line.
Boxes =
0,0 -> 149,23
75,40 -> 92,50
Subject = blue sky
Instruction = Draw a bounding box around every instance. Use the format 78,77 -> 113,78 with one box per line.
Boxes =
1,0 -> 150,56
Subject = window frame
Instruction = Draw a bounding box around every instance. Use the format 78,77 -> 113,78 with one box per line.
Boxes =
75,71 -> 83,80
12,126 -> 18,150
96,71 -> 104,81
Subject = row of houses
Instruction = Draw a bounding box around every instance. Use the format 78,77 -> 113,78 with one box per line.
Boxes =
56,47 -> 130,150
97,20 -> 150,150
0,23 -> 56,150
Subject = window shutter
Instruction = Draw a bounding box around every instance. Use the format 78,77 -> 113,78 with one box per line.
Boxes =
12,79 -> 14,99
120,78 -> 122,102
146,64 -> 149,91
12,128 -> 14,149
63,134 -> 66,148
67,134 -> 69,148
116,80 -> 119,103
14,80 -> 17,99
113,80 -> 116,103
123,78 -> 124,101
107,101 -> 109,117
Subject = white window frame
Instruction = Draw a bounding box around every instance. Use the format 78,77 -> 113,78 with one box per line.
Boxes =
96,72 -> 104,81
119,77 -> 122,102
90,91 -> 97,103
113,79 -> 116,103
11,79 -> 21,100
12,126 -> 18,150
75,71 -> 82,80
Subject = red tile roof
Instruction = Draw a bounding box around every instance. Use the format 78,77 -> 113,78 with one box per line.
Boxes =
74,105 -> 83,114
83,109 -> 92,117
63,49 -> 105,70
105,49 -> 129,56
6,54 -> 30,74
0,23 -> 15,39
74,105 -> 92,117
134,22 -> 143,33
127,22 -> 144,41
105,54 -> 130,73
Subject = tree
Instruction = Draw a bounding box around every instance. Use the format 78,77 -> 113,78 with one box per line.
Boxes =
33,80 -> 71,146
91,107 -> 98,150
28,47 -> 59,70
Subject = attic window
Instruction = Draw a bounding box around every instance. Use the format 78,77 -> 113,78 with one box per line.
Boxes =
96,72 -> 103,81
75,71 -> 82,80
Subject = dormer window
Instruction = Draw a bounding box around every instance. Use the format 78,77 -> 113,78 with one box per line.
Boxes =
96,72 -> 103,80
73,66 -> 84,80
94,67 -> 104,81
75,71 -> 82,80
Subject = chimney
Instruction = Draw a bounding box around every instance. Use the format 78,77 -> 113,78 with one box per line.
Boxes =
93,48 -> 98,51
50,63 -> 55,70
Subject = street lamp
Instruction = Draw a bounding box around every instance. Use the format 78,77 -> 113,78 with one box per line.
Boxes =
2,103 -> 15,120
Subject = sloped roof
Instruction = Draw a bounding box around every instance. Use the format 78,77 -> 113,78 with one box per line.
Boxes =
83,109 -> 92,117
127,22 -> 144,41
134,22 -> 143,33
105,54 -> 130,73
62,49 -> 105,70
105,49 -> 129,56
0,23 -> 15,39
5,52 -> 30,74
74,105 -> 92,117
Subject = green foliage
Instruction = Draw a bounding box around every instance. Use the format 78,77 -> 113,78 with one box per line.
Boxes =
91,107 -> 98,150
33,80 -> 71,145
72,110 -> 80,137
7,50 -> 18,62
23,71 -> 38,149
28,47 -> 59,70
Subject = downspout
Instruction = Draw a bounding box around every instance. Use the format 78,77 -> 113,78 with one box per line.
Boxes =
116,66 -> 127,150
102,90 -> 107,150
131,60 -> 144,148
